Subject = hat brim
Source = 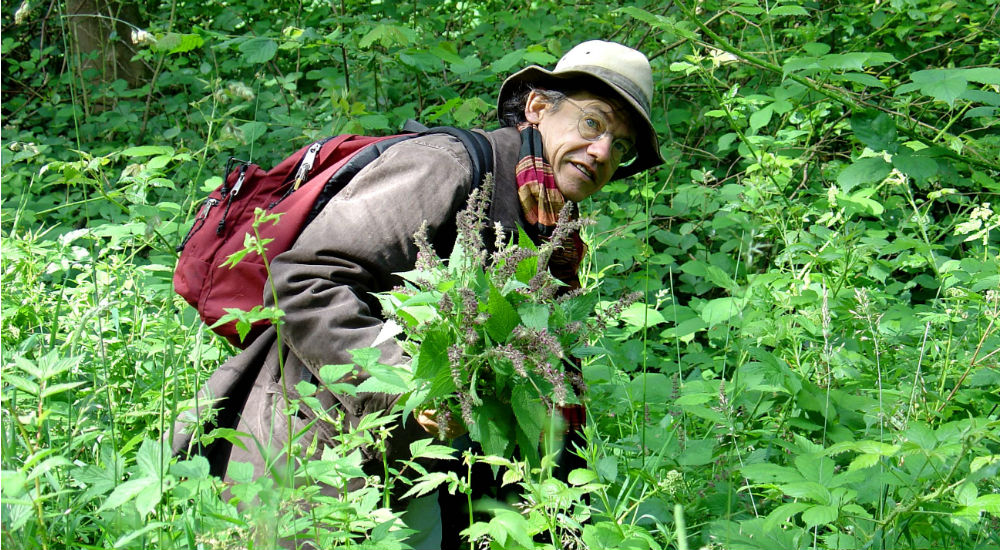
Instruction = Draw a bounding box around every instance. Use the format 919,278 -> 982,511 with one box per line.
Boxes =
498,66 -> 664,181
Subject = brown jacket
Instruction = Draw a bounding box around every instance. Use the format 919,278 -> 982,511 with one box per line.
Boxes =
171,127 -> 526,484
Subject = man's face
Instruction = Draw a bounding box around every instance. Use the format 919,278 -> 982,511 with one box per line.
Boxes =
525,91 -> 636,202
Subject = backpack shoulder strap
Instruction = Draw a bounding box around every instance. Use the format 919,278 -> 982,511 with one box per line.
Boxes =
420,127 -> 494,191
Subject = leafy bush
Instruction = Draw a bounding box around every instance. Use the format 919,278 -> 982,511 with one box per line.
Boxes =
2,0 -> 998,548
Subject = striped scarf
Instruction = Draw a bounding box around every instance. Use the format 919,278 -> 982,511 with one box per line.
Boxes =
515,125 -> 585,291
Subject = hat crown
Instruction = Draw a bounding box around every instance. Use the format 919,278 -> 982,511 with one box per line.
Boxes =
553,40 -> 654,115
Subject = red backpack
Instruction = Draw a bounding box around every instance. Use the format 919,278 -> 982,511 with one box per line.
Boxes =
174,126 -> 493,347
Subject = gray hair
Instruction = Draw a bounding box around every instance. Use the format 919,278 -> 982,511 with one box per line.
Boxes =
498,85 -> 568,127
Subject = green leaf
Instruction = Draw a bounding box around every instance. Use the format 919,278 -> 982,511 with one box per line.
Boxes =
851,111 -> 897,152
489,510 -> 534,549
901,69 -> 969,107
837,157 -> 891,193
848,453 -> 881,471
678,438 -> 716,466
170,456 -> 210,479
99,477 -> 157,512
121,146 -> 174,158
749,105 -> 773,132
239,37 -> 278,65
568,468 -> 598,486
779,481 -> 830,503
134,481 -> 163,517
892,152 -> 938,183
701,297 -> 741,326
153,33 -> 204,54
239,121 -> 268,144
135,438 -> 167,479
770,5 -> 809,15
801,505 -> 838,528
836,72 -> 886,89
512,385 -> 546,465
469,397 -> 513,460
763,502 -> 811,531
484,285 -> 520,343
359,114 -> 389,130
517,303 -> 550,330
620,302 -> 666,328
596,455 -> 618,483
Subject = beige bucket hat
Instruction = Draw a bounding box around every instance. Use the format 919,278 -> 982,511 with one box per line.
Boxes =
498,40 -> 664,180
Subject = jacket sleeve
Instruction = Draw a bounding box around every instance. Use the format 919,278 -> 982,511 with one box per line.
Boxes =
264,135 -> 473,374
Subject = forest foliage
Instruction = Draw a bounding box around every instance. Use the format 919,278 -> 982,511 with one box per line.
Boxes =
2,0 -> 999,549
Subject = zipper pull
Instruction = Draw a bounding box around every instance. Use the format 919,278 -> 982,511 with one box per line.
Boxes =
292,141 -> 324,190
230,164 -> 250,198
198,197 -> 219,220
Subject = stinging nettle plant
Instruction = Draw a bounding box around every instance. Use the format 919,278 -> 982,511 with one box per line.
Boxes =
378,175 -> 641,466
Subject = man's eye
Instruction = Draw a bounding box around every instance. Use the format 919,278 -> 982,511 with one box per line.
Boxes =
583,115 -> 604,132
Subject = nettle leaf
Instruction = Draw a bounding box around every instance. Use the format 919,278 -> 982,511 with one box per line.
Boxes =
512,385 -> 546,466
239,37 -> 278,65
414,328 -> 455,402
469,397 -> 513,458
517,303 -> 549,330
484,285 -> 520,343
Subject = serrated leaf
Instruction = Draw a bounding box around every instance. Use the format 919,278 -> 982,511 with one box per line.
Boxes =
400,471 -> 452,499
484,285 -> 519,343
802,505 -> 838,528
134,481 -> 162,517
763,502 -> 810,531
136,438 -> 167,479
512,385 -> 547,465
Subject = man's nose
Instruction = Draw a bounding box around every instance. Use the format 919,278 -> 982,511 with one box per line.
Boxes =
587,135 -> 614,163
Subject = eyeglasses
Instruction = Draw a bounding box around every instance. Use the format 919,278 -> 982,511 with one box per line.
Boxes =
562,98 -> 637,166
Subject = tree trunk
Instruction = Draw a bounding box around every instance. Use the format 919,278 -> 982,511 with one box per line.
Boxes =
65,0 -> 148,102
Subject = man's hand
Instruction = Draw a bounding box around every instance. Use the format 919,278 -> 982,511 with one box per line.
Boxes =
414,409 -> 467,440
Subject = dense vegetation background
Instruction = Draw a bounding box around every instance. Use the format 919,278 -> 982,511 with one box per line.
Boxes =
2,0 -> 998,548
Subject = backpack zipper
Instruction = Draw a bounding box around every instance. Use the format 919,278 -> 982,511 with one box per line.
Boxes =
292,140 -> 325,190
176,197 -> 219,251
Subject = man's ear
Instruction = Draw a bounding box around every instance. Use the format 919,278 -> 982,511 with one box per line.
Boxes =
524,90 -> 547,124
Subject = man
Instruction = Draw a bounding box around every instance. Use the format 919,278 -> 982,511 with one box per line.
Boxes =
173,39 -> 662,547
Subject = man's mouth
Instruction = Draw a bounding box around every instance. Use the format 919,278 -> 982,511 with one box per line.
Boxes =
571,162 -> 595,182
